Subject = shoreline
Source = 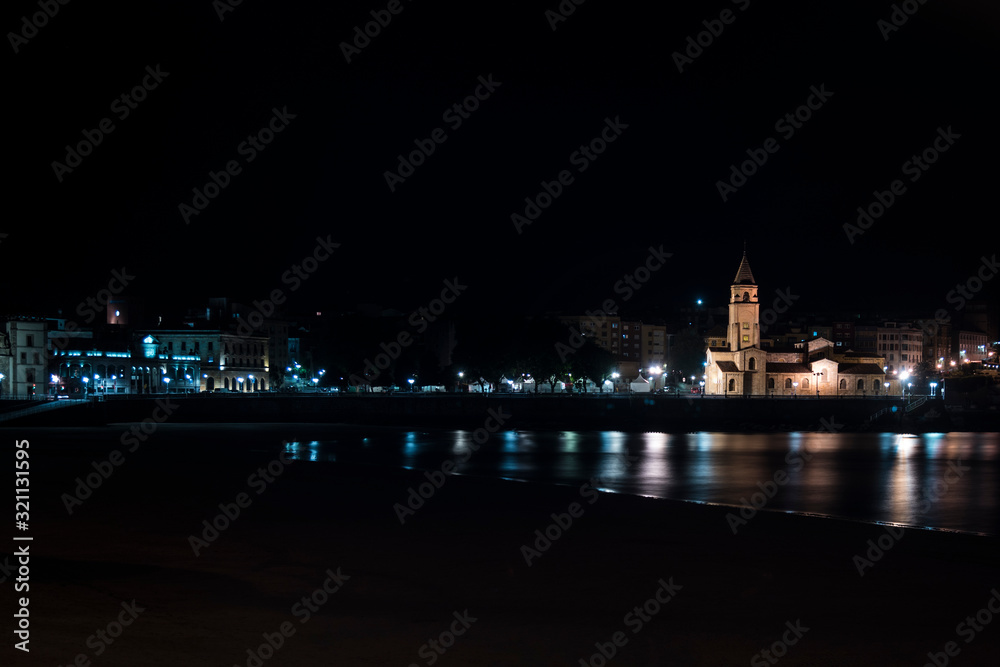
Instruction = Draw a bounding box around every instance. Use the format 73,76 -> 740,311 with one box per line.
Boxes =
2,393 -> 985,432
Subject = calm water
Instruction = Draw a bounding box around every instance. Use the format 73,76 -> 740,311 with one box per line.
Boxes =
283,429 -> 1000,535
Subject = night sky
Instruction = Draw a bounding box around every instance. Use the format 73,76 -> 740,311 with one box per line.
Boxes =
6,0 -> 998,323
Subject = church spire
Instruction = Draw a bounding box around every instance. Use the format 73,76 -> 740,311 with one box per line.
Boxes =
733,250 -> 755,285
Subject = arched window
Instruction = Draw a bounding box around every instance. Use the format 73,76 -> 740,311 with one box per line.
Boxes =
839,379 -> 846,390
873,380 -> 880,392
857,379 -> 864,391
748,357 -> 757,371
743,292 -> 750,302
785,378 -> 792,388
767,378 -> 775,389
728,378 -> 735,392
802,378 -> 809,389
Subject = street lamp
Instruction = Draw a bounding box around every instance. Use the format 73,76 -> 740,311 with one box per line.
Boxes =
792,381 -> 798,398
82,376 -> 89,397
930,381 -> 938,397
408,378 -> 415,392
813,372 -> 821,397
884,382 -> 890,401
163,377 -> 171,393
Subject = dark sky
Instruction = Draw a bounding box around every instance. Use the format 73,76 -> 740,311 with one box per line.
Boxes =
6,0 -> 998,323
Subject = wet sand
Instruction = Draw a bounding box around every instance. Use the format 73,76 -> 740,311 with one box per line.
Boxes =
13,424 -> 1000,666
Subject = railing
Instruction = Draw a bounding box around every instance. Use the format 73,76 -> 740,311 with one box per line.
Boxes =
905,396 -> 928,412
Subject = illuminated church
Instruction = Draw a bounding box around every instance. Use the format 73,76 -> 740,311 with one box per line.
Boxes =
704,253 -> 895,396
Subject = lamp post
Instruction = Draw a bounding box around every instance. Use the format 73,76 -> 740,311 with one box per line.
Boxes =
813,372 -> 821,398
792,381 -> 798,398
884,382 -> 890,402
163,377 -> 171,393
930,381 -> 938,397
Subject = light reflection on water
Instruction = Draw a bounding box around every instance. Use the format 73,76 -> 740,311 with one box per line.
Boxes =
283,430 -> 1000,535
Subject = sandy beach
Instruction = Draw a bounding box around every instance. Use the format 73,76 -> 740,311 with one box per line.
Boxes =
9,423 -> 1000,666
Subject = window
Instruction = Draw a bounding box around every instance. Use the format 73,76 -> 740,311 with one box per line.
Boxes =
195,342 -> 200,351
873,380 -> 880,392
840,379 -> 846,389
33,353 -> 40,364
742,335 -> 749,342
182,342 -> 187,351
26,335 -> 33,347
728,378 -> 735,392
901,354 -> 908,361
20,352 -> 26,363
748,358 -> 757,371
25,369 -> 34,382
743,322 -> 749,329
857,379 -> 864,391
168,342 -> 173,351
767,378 -> 775,389
802,378 -> 809,389
208,342 -> 214,351
785,378 -> 792,388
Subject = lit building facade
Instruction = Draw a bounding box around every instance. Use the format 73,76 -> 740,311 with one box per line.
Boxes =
1,317 -> 48,398
705,254 -> 895,396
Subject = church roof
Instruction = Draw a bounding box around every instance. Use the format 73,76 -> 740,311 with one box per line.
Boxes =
733,252 -> 755,285
837,363 -> 886,375
766,362 -> 812,373
716,361 -> 740,372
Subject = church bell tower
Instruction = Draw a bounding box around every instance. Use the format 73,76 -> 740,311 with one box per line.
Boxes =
728,251 -> 759,351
